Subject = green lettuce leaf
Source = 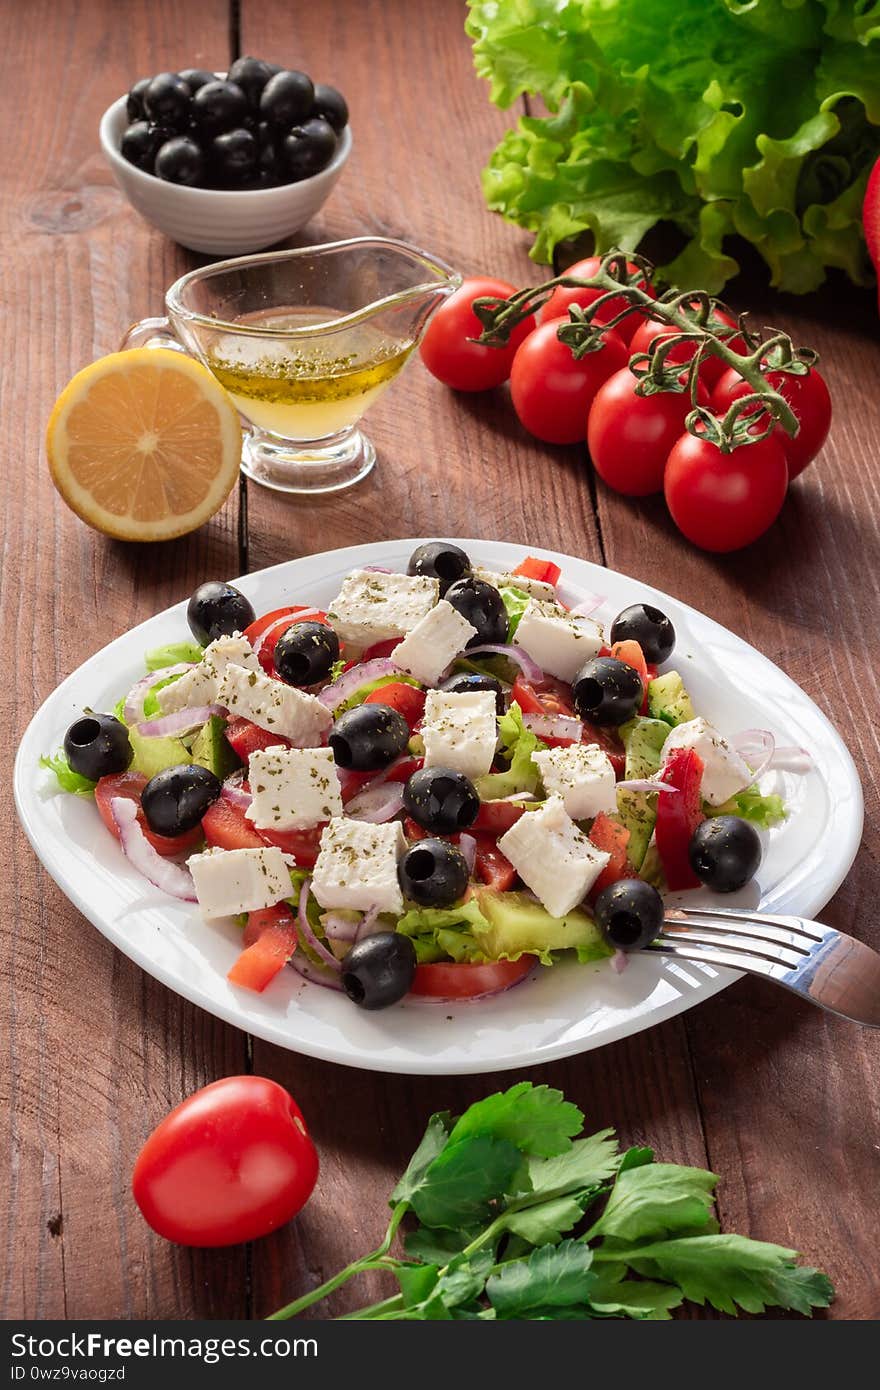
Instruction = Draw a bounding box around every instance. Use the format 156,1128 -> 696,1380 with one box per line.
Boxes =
39,752 -> 97,798
145,641 -> 203,670
498,584 -> 531,638
475,701 -> 544,799
467,0 -> 880,292
708,784 -> 786,827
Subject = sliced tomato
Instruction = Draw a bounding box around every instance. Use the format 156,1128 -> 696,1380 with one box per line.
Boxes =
364,681 -> 426,729
384,755 -> 424,784
362,638 -> 401,661
229,904 -> 298,992
226,718 -> 292,762
257,823 -> 325,867
511,675 -> 575,717
588,812 -> 637,899
473,800 -> 526,835
410,956 -> 534,999
95,771 -> 203,857
473,835 -> 517,890
512,556 -> 562,586
202,797 -> 266,850
243,606 -> 331,674
655,747 -> 705,891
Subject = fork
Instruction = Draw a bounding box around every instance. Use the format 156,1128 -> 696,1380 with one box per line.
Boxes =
647,905 -> 880,1027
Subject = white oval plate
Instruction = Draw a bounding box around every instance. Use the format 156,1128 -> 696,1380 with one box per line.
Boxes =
15,539 -> 863,1074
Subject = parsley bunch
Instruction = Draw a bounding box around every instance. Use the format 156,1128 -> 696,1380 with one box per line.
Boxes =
268,1083 -> 832,1321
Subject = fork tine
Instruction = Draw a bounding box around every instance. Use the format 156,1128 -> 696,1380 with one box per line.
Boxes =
648,937 -> 796,978
655,929 -> 805,970
667,904 -> 825,943
662,913 -> 814,958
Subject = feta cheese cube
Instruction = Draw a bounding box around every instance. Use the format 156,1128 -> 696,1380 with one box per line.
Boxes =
497,796 -> 610,918
246,746 -> 342,832
216,664 -> 332,745
391,599 -> 478,685
532,744 -> 617,821
328,569 -> 440,648
660,717 -> 752,807
311,817 -> 407,914
187,845 -> 291,918
421,689 -> 498,781
472,566 -> 557,603
157,633 -> 260,715
514,599 -> 603,683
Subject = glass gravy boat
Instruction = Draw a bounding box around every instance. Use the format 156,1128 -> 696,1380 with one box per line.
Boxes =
122,237 -> 461,494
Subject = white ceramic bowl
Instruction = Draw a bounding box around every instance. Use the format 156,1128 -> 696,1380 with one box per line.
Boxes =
99,93 -> 351,256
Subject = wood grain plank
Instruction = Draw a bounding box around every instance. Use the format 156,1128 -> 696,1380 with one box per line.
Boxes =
239,0 -> 714,1319
591,274 -> 880,1319
1,0 -> 248,1319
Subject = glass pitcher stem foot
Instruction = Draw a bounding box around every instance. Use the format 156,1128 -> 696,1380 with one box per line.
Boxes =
241,428 -> 376,496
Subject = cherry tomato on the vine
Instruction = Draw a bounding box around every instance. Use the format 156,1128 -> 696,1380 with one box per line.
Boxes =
419,276 -> 536,391
630,306 -> 745,389
510,322 -> 628,444
710,365 -> 831,480
539,256 -> 654,345
132,1076 -> 319,1247
664,430 -> 789,553
587,367 -> 709,496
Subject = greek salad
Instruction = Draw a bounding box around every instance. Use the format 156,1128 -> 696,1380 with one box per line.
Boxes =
41,542 -> 807,1010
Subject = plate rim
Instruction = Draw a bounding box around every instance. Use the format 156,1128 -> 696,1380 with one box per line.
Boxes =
14,537 -> 864,1074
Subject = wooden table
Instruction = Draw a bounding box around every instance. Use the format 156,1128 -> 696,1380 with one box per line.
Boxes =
4,0 -> 879,1321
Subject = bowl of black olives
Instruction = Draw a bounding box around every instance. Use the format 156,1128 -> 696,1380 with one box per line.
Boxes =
99,58 -> 351,255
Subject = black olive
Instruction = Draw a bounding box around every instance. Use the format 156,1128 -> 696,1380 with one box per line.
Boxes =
440,670 -> 505,715
260,69 -> 315,128
63,714 -> 132,782
274,621 -> 340,686
329,704 -> 410,772
609,603 -> 675,665
311,82 -> 349,133
178,69 -> 217,96
689,816 -> 761,893
572,656 -> 643,726
210,127 -> 258,184
281,118 -> 337,180
227,56 -> 274,108
444,577 -> 507,648
403,766 -> 479,835
406,541 -> 471,594
191,79 -> 249,135
398,839 -> 470,908
126,77 -> 152,123
340,932 -> 416,1010
120,121 -> 167,172
155,136 -> 205,186
141,764 -> 222,837
595,879 -> 664,951
143,73 -> 192,131
187,581 -> 256,645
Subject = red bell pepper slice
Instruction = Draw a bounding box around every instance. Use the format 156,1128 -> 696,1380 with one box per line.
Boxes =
588,812 -> 637,899
655,747 -> 705,891
228,904 -> 298,992
226,717 -> 292,762
513,556 -> 562,586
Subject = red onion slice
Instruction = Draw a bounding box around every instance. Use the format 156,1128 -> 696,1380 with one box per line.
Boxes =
522,711 -> 583,741
611,949 -> 629,974
288,952 -> 344,991
362,565 -> 394,574
567,594 -> 605,617
770,746 -> 812,773
137,705 -> 227,738
221,771 -> 252,810
123,663 -> 194,725
355,904 -> 382,941
322,911 -> 360,943
297,877 -> 342,972
617,777 -> 677,794
252,608 -> 323,659
466,644 -> 544,684
317,657 -> 398,711
345,782 -> 405,823
109,798 -> 196,901
459,833 -> 477,874
731,729 -> 775,781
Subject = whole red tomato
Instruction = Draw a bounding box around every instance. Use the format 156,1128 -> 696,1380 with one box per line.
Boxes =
419,276 -> 536,391
664,431 -> 789,553
539,256 -> 653,344
510,322 -> 628,444
587,367 -> 709,496
132,1077 -> 318,1246
711,366 -> 831,479
630,307 -> 745,388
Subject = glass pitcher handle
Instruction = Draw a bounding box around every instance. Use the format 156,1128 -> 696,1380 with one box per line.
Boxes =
119,316 -> 187,353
